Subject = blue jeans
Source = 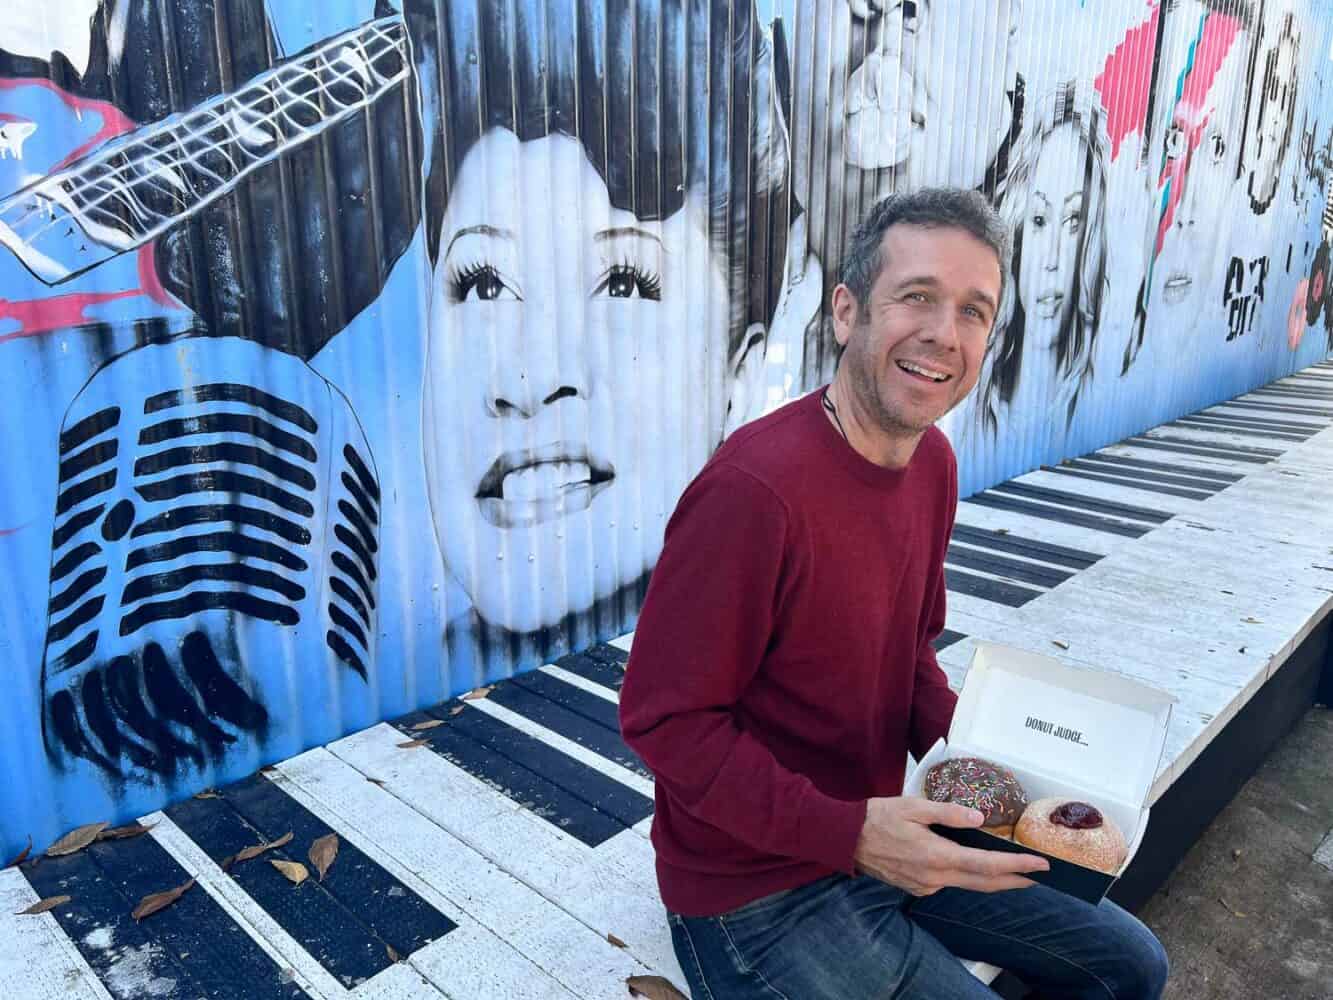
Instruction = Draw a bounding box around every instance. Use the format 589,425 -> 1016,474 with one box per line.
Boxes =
668,875 -> 1168,999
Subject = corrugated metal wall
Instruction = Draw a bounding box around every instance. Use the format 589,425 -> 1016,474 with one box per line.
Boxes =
1,0 -> 1331,857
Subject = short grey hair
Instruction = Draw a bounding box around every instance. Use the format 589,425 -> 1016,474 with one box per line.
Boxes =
839,188 -> 1012,313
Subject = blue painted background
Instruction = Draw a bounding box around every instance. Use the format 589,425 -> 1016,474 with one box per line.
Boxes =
2,0 -> 1332,859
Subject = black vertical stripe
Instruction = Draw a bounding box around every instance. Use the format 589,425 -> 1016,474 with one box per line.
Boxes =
343,444 -> 380,502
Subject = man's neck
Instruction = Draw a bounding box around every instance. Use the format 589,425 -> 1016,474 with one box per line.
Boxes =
825,372 -> 925,470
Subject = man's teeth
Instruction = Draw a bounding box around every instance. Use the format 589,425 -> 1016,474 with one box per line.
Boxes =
899,361 -> 950,382
502,461 -> 591,501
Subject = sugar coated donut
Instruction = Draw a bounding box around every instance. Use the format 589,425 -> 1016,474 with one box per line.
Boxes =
923,756 -> 1028,837
1014,798 -> 1128,874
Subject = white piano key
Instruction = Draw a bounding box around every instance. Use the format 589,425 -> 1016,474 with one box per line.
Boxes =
0,869 -> 114,1000
952,502 -> 1121,557
1006,468 -> 1202,516
465,699 -> 657,800
272,750 -> 647,999
140,811 -> 374,1000
538,664 -> 620,704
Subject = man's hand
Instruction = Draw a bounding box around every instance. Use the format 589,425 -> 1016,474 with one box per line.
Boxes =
853,796 -> 1049,896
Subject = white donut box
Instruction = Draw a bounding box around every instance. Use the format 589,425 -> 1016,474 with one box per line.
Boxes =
904,641 -> 1176,903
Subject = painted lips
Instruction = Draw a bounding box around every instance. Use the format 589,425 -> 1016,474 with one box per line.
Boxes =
476,443 -> 615,528
1161,273 -> 1192,305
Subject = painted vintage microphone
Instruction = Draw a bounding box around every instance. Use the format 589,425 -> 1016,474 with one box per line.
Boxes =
39,335 -> 380,779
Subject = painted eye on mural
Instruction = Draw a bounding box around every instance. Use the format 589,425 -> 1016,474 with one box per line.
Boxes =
1164,125 -> 1186,161
450,263 -> 520,302
593,264 -> 663,301
1063,212 -> 1082,233
1032,212 -> 1047,229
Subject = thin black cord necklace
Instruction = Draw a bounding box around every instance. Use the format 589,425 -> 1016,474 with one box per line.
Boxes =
821,388 -> 850,443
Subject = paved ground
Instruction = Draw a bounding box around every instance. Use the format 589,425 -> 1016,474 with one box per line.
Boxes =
1137,705 -> 1333,1000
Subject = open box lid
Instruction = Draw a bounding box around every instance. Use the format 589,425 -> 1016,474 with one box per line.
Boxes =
950,641 -> 1176,807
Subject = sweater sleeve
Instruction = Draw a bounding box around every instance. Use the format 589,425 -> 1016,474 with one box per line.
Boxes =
907,441 -> 960,760
619,462 -> 866,873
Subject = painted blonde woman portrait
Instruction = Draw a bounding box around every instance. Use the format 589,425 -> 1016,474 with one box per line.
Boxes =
970,82 -> 1110,448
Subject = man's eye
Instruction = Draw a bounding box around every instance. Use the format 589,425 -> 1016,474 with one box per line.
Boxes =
1064,213 -> 1081,232
595,264 -> 662,300
452,264 -> 517,302
1032,213 -> 1046,228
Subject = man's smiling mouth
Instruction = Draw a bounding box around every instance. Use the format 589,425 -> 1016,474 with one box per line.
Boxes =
896,360 -> 952,383
477,444 -> 615,528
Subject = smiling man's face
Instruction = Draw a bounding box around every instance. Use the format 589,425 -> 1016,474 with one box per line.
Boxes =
833,223 -> 1000,437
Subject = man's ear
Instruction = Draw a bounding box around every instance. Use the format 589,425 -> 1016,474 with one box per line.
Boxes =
722,323 -> 769,440
830,283 -> 860,348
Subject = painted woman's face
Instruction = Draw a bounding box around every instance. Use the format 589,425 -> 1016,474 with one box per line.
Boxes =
1018,125 -> 1085,351
423,129 -> 737,633
1246,31 -> 1298,210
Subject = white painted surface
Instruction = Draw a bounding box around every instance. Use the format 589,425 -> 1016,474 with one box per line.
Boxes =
0,869 -> 113,1000
273,749 -> 650,999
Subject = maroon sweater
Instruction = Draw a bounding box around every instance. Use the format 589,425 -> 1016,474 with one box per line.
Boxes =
619,389 -> 960,917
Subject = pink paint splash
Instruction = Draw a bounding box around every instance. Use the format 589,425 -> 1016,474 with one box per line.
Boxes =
0,76 -> 136,171
1095,3 -> 1161,161
1152,12 -> 1241,261
0,287 -> 142,342
0,77 -> 182,336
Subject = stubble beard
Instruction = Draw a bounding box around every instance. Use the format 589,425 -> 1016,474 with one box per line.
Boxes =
843,326 -> 946,439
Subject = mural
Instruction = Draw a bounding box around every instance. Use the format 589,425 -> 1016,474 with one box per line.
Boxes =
2,0 -> 1331,857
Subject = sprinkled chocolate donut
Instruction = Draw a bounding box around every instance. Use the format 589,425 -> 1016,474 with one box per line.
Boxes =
924,756 -> 1028,837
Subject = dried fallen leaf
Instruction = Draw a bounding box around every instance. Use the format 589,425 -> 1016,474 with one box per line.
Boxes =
133,878 -> 196,921
1051,639 -> 1070,650
461,685 -> 494,701
4,836 -> 32,869
626,975 -> 689,999
222,831 -> 293,871
1218,896 -> 1246,918
396,739 -> 431,749
46,822 -> 109,858
607,932 -> 627,948
386,943 -> 403,963
98,823 -> 155,841
271,860 -> 309,885
17,895 -> 70,915
309,834 -> 338,882
410,719 -> 445,731
449,706 -> 465,717
194,790 -> 221,799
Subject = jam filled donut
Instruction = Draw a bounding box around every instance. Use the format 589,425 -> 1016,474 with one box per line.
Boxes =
1014,799 -> 1128,874
923,756 -> 1029,839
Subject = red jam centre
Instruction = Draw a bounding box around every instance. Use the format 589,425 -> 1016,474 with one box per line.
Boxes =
1050,802 -> 1103,829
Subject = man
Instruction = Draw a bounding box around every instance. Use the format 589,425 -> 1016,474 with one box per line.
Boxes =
619,189 -> 1169,999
